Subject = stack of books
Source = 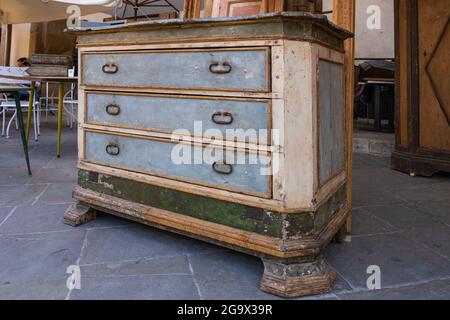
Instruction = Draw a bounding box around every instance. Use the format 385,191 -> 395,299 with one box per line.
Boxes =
27,54 -> 70,77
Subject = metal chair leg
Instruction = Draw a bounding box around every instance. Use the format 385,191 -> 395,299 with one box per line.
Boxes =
57,83 -> 64,157
32,104 -> 38,142
36,103 -> 41,136
6,109 -> 17,139
1,106 -> 5,137
14,93 -> 31,175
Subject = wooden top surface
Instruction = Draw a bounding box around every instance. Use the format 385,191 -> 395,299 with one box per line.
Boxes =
0,73 -> 78,83
0,84 -> 29,92
73,12 -> 352,52
69,12 -> 353,38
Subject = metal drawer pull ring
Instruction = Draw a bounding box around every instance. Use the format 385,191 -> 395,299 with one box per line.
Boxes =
211,112 -> 233,125
102,63 -> 118,74
212,162 -> 233,175
209,62 -> 232,74
106,104 -> 121,116
106,144 -> 120,156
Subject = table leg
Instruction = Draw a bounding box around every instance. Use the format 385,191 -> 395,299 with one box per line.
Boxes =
373,84 -> 381,131
57,83 -> 64,158
26,81 -> 36,144
14,92 -> 32,175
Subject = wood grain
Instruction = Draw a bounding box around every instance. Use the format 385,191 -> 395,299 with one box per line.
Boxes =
332,0 -> 355,239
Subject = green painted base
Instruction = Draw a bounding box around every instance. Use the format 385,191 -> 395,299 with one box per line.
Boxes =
70,169 -> 349,297
77,170 -> 347,240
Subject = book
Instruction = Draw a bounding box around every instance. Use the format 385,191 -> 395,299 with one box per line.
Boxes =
26,65 -> 69,77
30,54 -> 69,66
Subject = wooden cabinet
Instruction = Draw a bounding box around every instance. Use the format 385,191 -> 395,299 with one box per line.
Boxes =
393,0 -> 450,176
212,0 -> 268,17
66,13 -> 350,298
205,0 -> 322,18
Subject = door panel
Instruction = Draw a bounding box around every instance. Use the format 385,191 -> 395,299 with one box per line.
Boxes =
212,0 -> 266,17
418,0 -> 450,151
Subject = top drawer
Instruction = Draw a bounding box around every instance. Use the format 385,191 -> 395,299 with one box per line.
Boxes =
81,48 -> 270,92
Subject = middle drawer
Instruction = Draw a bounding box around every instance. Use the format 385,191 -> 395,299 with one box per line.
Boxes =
85,91 -> 271,145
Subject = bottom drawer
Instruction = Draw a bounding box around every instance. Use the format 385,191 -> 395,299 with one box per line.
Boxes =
84,130 -> 272,198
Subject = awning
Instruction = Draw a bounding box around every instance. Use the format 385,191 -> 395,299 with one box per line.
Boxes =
0,0 -> 118,24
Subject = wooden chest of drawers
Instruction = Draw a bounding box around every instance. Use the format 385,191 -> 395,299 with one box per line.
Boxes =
66,13 -> 351,298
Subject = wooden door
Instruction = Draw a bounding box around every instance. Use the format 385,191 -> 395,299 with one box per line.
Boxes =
418,0 -> 450,151
211,0 -> 268,17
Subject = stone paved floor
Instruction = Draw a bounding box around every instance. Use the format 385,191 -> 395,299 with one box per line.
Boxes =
0,117 -> 449,300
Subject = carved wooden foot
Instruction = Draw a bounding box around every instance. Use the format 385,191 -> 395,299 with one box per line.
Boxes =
260,256 -> 336,298
64,202 -> 97,227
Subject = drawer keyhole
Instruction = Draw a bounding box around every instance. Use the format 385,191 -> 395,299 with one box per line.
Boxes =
106,144 -> 120,156
106,104 -> 121,116
209,62 -> 232,74
212,162 -> 233,175
102,63 -> 119,74
211,112 -> 233,125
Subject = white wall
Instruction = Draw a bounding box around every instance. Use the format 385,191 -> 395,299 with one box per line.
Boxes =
323,0 -> 395,60
9,23 -> 31,66
355,0 -> 394,59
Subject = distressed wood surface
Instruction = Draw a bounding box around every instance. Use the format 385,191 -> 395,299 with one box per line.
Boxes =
418,0 -> 450,150
392,0 -> 450,176
274,40 -> 315,208
394,0 -> 409,149
81,48 -> 269,92
204,0 -> 214,17
333,0 -> 355,239
77,160 -> 325,213
72,181 -> 348,298
74,13 -> 350,53
77,169 -> 346,234
85,91 -> 270,145
274,41 -> 346,209
212,0 -> 267,18
73,14 -> 350,297
63,202 -> 96,226
261,256 -> 336,298
73,182 -> 349,256
318,60 -> 345,185
183,0 -> 201,19
78,39 -> 347,210
84,130 -> 272,197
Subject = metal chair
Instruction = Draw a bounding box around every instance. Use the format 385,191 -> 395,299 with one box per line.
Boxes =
40,83 -> 78,129
1,92 -> 40,140
63,83 -> 78,129
0,66 -> 41,141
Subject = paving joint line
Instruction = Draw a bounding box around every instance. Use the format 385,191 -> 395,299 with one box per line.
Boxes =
78,249 -> 223,268
65,229 -> 89,300
187,254 -> 204,300
31,183 -> 52,206
0,206 -> 18,228
335,275 -> 450,297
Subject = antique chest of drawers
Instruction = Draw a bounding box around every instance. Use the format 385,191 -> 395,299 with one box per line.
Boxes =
66,12 -> 351,298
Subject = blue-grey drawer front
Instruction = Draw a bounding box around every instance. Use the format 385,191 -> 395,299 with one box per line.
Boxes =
81,48 -> 269,92
84,131 -> 271,197
86,92 -> 270,144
